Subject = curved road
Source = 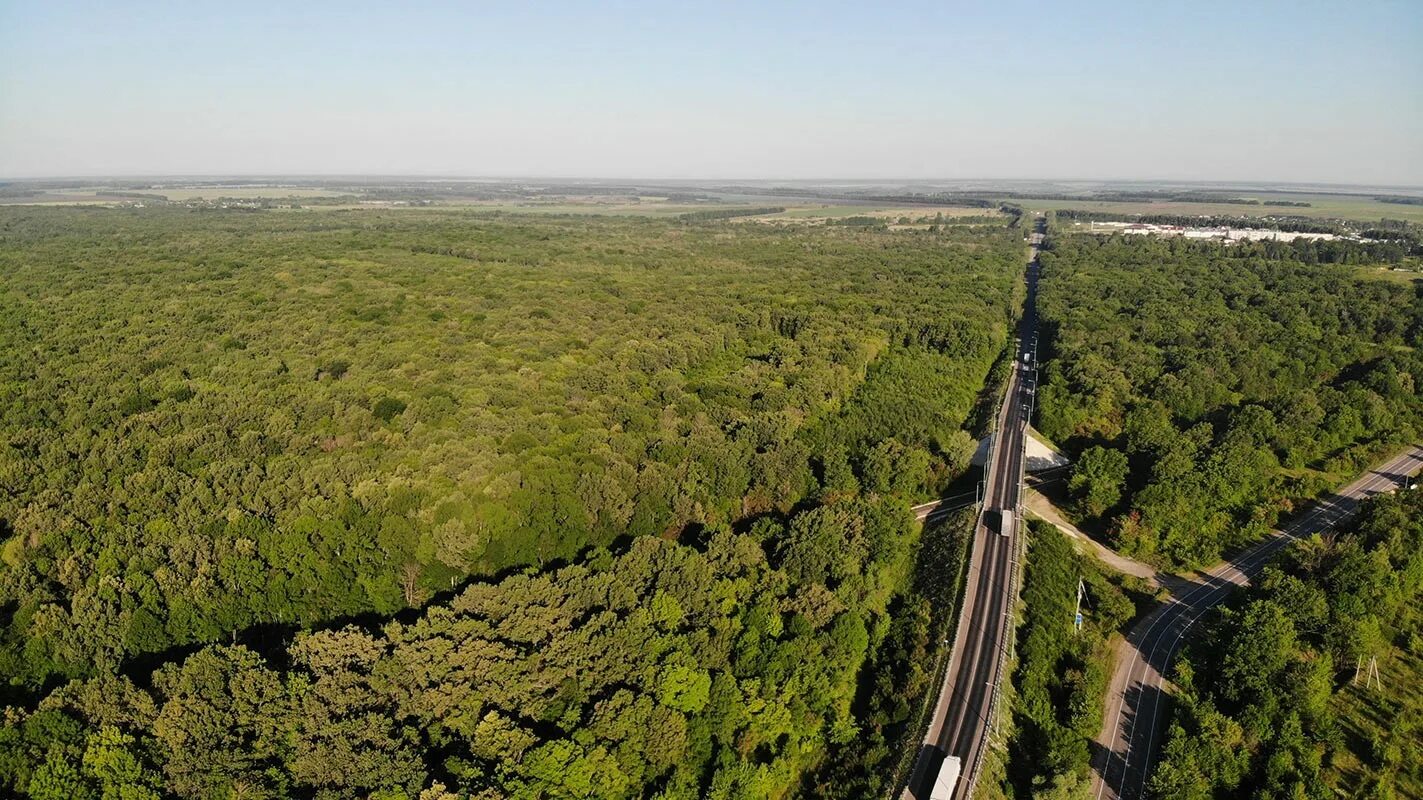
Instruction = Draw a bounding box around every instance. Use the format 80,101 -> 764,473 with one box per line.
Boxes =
904,222 -> 1043,800
1091,445 -> 1423,800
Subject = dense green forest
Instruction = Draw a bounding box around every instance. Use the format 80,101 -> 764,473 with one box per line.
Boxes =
1150,486 -> 1423,800
800,512 -> 972,799
1036,233 -> 1423,567
0,502 -> 930,800
0,207 -> 1024,798
996,521 -> 1137,800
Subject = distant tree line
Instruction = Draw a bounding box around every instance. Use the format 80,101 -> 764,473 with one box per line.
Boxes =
942,190 -> 1313,207
676,207 -> 785,222
824,216 -> 886,227
93,191 -> 166,201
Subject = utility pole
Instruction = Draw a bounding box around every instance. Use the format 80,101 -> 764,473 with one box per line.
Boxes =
1353,654 -> 1383,690
1027,370 -> 1036,423
1354,654 -> 1382,690
1073,578 -> 1086,633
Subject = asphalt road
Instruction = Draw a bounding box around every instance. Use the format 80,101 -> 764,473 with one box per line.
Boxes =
1091,445 -> 1423,800
905,223 -> 1042,800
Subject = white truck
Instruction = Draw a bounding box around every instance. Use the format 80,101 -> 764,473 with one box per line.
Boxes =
997,508 -> 1014,537
931,755 -> 962,800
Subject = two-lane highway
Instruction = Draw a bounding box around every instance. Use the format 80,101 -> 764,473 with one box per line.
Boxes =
1091,445 -> 1423,800
905,219 -> 1043,800
905,217 -> 1423,800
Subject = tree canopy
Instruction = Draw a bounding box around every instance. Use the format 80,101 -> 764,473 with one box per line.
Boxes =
0,206 -> 1025,798
1037,233 -> 1422,566
1152,486 -> 1423,800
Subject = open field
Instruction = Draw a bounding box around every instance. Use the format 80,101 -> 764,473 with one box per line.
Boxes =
1354,262 -> 1423,285
0,191 -> 150,205
0,186 -> 352,204
760,204 -> 1003,221
130,186 -> 350,200
451,200 -> 741,215
279,201 -> 1006,221
769,204 -> 1003,219
0,185 -> 1012,224
0,191 -> 750,214
7,179 -> 1419,224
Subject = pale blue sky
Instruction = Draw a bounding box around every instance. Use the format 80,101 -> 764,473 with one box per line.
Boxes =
2,0 -> 1419,183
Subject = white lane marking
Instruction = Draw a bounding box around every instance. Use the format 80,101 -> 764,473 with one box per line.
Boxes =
1130,459 -> 1416,798
1100,473 -> 1381,799
1094,451 -> 1421,800
1113,456 -> 1419,797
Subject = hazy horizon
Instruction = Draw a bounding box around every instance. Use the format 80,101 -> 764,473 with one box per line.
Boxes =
7,175 -> 1423,196
3,0 -> 1420,184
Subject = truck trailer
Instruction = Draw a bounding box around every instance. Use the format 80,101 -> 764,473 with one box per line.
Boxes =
931,755 -> 962,800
